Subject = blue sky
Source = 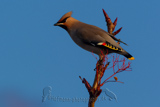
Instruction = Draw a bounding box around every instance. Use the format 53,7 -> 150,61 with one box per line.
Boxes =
0,0 -> 160,107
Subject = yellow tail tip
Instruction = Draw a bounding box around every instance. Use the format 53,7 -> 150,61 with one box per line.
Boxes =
128,57 -> 135,60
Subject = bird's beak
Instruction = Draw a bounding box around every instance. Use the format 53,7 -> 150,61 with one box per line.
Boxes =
54,22 -> 64,26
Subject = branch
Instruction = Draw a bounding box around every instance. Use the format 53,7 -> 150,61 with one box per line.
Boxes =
79,9 -> 132,107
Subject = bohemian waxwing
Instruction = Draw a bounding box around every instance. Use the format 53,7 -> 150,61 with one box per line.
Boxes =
54,11 -> 134,60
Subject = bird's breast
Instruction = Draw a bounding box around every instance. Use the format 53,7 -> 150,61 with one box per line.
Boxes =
68,31 -> 104,55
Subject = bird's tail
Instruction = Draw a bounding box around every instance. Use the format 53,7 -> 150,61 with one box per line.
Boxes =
123,51 -> 135,60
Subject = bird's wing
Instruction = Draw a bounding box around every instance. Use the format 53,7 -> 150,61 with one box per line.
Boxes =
95,42 -> 123,51
75,26 -> 123,52
108,33 -> 128,46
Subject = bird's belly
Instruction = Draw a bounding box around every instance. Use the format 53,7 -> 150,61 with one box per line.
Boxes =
70,35 -> 104,55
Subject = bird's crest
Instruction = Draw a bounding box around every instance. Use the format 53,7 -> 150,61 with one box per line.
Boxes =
57,11 -> 73,23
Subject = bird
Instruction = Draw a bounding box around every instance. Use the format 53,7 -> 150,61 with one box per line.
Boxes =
54,11 -> 134,60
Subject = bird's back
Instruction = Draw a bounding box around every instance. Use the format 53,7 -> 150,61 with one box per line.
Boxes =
70,21 -> 123,50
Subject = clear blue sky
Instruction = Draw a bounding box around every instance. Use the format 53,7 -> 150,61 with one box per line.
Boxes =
0,0 -> 159,107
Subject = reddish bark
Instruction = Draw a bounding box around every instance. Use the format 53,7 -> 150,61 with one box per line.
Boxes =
79,9 -> 132,107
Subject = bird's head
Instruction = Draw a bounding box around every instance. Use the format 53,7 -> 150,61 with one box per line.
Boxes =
54,11 -> 79,31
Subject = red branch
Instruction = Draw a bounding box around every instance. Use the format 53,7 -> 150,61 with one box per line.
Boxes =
79,76 -> 91,92
101,57 -> 131,86
79,9 -> 132,107
102,9 -> 123,37
113,27 -> 122,36
113,18 -> 118,31
80,54 -> 132,107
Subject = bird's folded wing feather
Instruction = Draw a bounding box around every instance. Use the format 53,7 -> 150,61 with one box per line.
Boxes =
90,41 -> 123,51
75,25 -> 123,51
108,33 -> 128,45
